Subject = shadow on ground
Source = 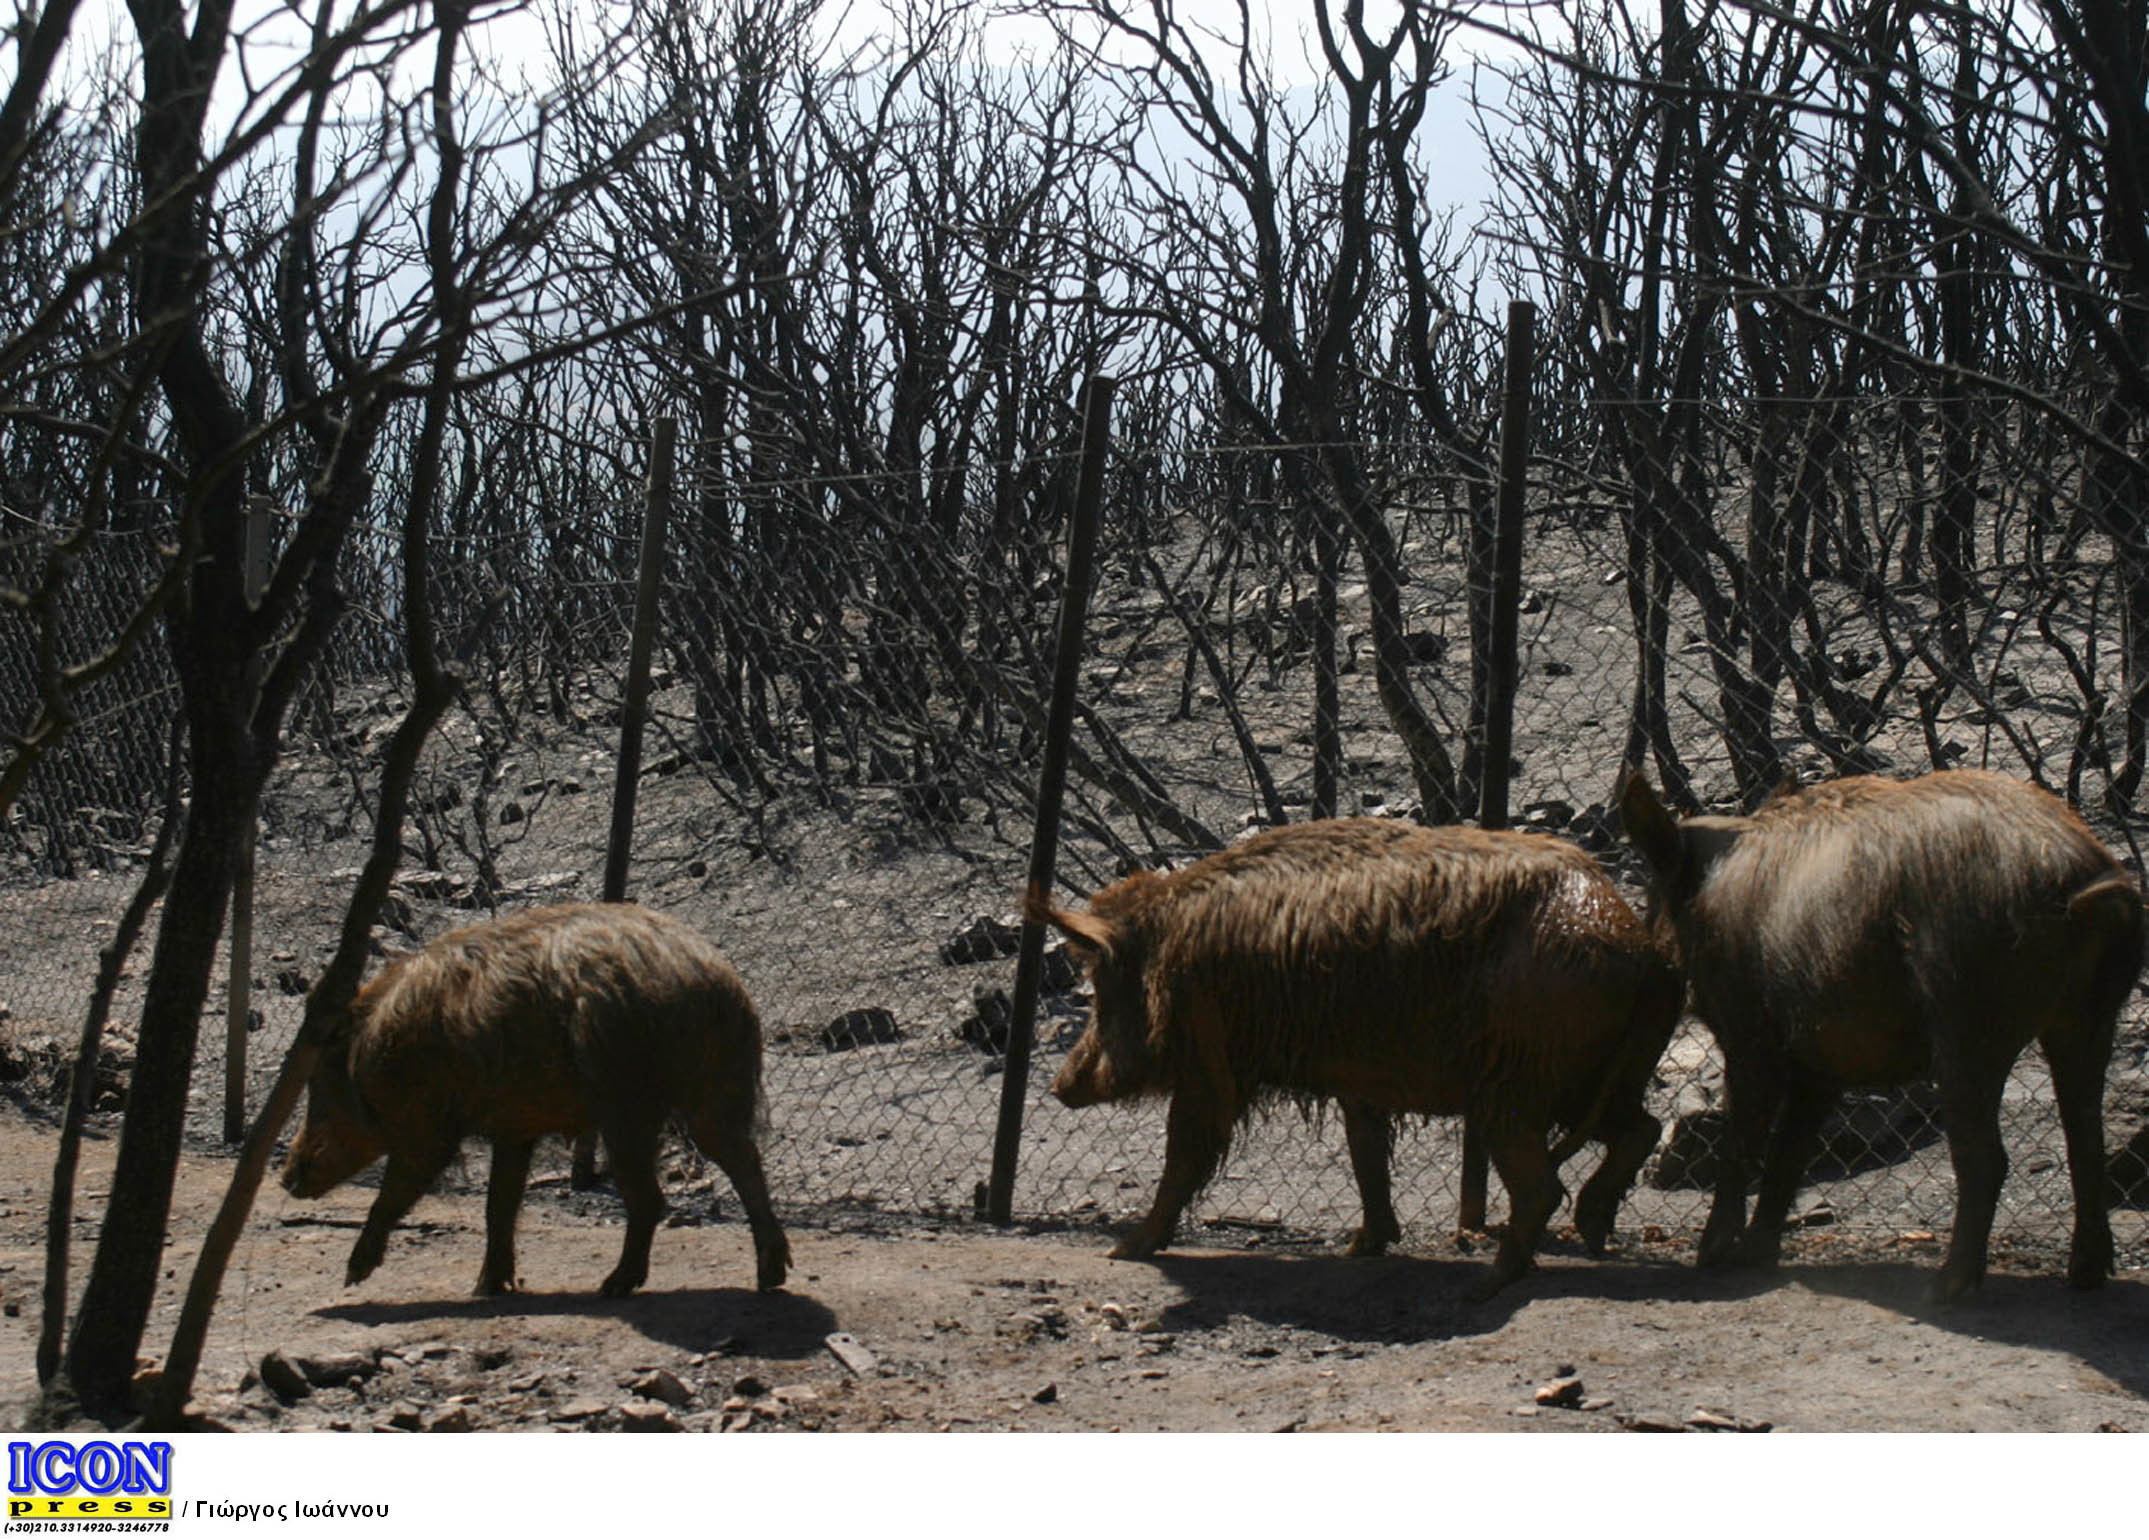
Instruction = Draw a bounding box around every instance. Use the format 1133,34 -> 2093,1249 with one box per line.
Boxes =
313,1286 -> 836,1358
1139,1245 -> 1777,1345
1790,1261 -> 2149,1403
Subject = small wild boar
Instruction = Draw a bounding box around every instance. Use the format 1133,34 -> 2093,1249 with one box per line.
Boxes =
1620,770 -> 2143,1301
1033,818 -> 1682,1295
281,903 -> 789,1297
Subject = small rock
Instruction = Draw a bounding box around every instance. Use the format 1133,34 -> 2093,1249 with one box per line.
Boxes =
425,1406 -> 476,1433
619,1399 -> 683,1432
825,1332 -> 878,1376
554,1398 -> 608,1421
731,1373 -> 770,1399
1032,1383 -> 1058,1404
820,1007 -> 902,1052
258,1351 -> 311,1404
296,1351 -> 377,1389
1098,1302 -> 1130,1330
938,915 -> 1023,965
1617,1413 -> 1691,1432
634,1368 -> 693,1407
386,1403 -> 424,1431
1534,1376 -> 1585,1409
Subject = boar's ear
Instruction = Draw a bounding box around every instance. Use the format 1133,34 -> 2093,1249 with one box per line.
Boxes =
1024,883 -> 1116,967
1617,771 -> 1684,881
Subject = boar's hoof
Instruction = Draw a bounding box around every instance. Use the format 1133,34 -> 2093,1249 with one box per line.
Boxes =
1106,1233 -> 1164,1261
599,1269 -> 646,1299
2067,1234 -> 2114,1292
345,1241 -> 385,1288
474,1273 -> 521,1297
1694,1218 -> 1746,1270
755,1247 -> 790,1293
1344,1228 -> 1393,1258
1574,1191 -> 1619,1256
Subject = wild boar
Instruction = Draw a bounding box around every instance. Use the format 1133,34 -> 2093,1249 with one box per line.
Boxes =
281,902 -> 789,1297
1033,818 -> 1682,1295
1620,770 -> 2143,1301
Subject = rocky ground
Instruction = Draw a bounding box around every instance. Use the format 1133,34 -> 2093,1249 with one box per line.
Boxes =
5,1114 -> 2148,1434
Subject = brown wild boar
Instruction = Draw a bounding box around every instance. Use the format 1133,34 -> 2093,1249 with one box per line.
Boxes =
281,903 -> 789,1297
1620,770 -> 2143,1302
1034,818 -> 1682,1295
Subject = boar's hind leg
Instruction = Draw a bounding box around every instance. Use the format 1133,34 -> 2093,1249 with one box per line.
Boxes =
1738,1071 -> 1837,1266
347,1147 -> 451,1288
1698,1049 -> 1779,1268
687,1111 -> 792,1292
598,1123 -> 665,1298
1472,1122 -> 1562,1300
1573,1101 -> 1661,1257
1115,1088 -> 1231,1260
475,1138 -> 535,1295
1342,1100 -> 1401,1256
2044,1020 -> 2117,1290
1932,1052 -> 2010,1305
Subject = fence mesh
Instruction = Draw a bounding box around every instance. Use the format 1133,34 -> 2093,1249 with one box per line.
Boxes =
4,404 -> 2148,1269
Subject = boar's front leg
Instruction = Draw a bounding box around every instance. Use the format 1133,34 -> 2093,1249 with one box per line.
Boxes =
347,1147 -> 450,1288
1115,1084 -> 1231,1260
476,1138 -> 536,1296
1342,1100 -> 1401,1256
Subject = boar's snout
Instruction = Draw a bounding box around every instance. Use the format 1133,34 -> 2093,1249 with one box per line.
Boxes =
1051,1031 -> 1111,1108
280,1121 -> 378,1199
280,1143 -> 326,1199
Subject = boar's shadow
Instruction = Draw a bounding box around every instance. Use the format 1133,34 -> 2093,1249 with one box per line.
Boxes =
1141,1247 -> 1751,1343
315,1287 -> 837,1359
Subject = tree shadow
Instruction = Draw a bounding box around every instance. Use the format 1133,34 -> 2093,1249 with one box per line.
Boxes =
313,1286 -> 837,1358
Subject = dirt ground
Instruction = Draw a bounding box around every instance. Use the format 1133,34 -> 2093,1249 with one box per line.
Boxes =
5,1115 -> 2146,1435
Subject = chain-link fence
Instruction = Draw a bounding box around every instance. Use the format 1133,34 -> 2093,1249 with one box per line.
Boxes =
4,397 -> 2148,1268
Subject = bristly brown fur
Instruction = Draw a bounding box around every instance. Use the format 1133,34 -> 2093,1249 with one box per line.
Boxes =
1621,769 -> 2144,1302
281,903 -> 790,1298
1035,817 -> 1680,1293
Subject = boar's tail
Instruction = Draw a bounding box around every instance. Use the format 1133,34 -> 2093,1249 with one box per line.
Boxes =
2070,874 -> 2146,1018
1022,882 -> 1115,959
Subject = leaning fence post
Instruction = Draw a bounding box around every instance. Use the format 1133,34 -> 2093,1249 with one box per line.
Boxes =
223,496 -> 272,1144
1461,299 -> 1537,1233
604,417 -> 678,904
988,374 -> 1115,1226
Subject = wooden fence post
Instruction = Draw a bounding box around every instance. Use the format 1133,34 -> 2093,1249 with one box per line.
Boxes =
603,416 -> 678,905
987,375 -> 1115,1225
